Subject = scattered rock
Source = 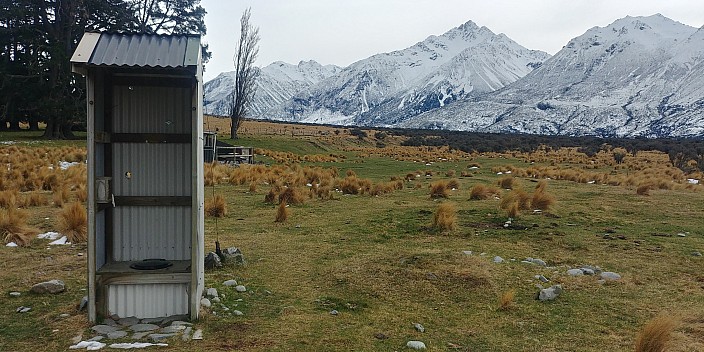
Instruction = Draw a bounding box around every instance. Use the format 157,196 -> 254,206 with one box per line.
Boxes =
406,340 -> 427,350
139,317 -> 163,326
221,247 -> 245,264
223,279 -> 238,287
132,332 -> 149,340
204,252 -> 222,269
192,329 -> 203,340
677,233 -> 687,237
413,323 -> 425,333
330,310 -> 339,315
235,285 -> 247,293
462,250 -> 473,256
181,327 -> 192,341
107,330 -> 128,339
493,256 -> 504,264
567,268 -> 584,276
200,298 -> 212,308
60,313 -> 70,318
92,325 -> 121,335
206,287 -> 219,298
233,310 -> 244,316
149,333 -> 176,342
538,285 -> 563,301
600,272 -> 621,281
30,279 -> 65,294
79,296 -> 88,311
693,251 -> 703,257
88,336 -> 105,342
211,297 -> 221,303
374,332 -> 388,340
118,316 -> 140,327
16,306 -> 31,313
425,272 -> 438,280
9,291 -> 20,297
160,325 -> 186,334
535,275 -> 549,283
129,324 -> 160,332
169,321 -> 192,327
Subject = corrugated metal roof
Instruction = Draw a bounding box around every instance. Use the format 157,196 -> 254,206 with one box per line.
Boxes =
78,33 -> 200,68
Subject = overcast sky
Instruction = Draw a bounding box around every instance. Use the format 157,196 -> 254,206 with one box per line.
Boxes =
200,0 -> 704,81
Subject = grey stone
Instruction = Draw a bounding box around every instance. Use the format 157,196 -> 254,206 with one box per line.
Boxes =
160,325 -> 186,334
600,272 -> 621,281
139,317 -> 163,325
169,320 -> 192,327
92,325 -> 121,335
204,252 -> 222,269
462,251 -> 473,256
89,335 -> 105,342
223,279 -> 238,287
535,275 -> 549,283
580,268 -> 595,275
102,318 -> 119,327
222,247 -> 245,264
107,330 -> 128,339
30,279 -> 65,294
493,256 -> 504,263
529,258 -> 547,266
160,315 -> 188,326
149,333 -> 176,342
538,285 -> 563,301
60,313 -> 70,318
16,306 -> 31,313
192,329 -> 203,340
581,265 -> 602,274
200,298 -> 212,308
413,323 -> 425,333
406,340 -> 427,350
567,268 -> 584,276
131,332 -> 149,340
118,316 -> 140,327
212,297 -> 221,303
233,310 -> 244,316
206,287 -> 219,298
129,324 -> 160,332
330,309 -> 339,315
677,233 -> 687,237
693,251 -> 702,257
181,327 -> 192,341
235,285 -> 247,293
9,291 -> 20,297
79,296 -> 88,311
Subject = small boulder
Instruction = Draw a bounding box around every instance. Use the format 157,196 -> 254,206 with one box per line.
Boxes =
600,272 -> 621,281
567,268 -> 584,276
129,324 -> 160,332
538,285 -> 562,301
204,252 -> 222,269
493,256 -> 504,264
413,323 -> 425,333
406,340 -> 427,350
30,279 -> 65,294
200,298 -> 212,308
223,279 -> 238,287
235,285 -> 247,293
206,287 -> 219,298
221,247 -> 245,264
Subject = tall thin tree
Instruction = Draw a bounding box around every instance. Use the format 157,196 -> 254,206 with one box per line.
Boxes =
229,7 -> 259,139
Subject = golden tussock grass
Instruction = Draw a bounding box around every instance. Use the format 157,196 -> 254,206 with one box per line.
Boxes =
275,201 -> 289,223
446,169 -> 456,177
278,187 -> 307,205
446,178 -> 460,190
498,289 -> 516,311
470,184 -> 499,200
498,176 -> 517,189
0,190 -> 19,208
429,181 -> 450,199
634,315 -> 678,352
205,194 -> 227,218
75,185 -> 88,203
22,192 -> 49,207
1,207 -> 38,247
432,202 -> 457,232
57,202 -> 87,243
53,186 -> 70,207
500,189 -> 531,218
531,181 -> 556,211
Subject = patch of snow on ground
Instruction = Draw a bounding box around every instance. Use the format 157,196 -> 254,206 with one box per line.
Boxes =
38,231 -> 62,240
59,161 -> 81,170
6,242 -> 18,247
109,342 -> 169,349
688,178 -> 699,184
49,236 -> 70,245
69,340 -> 106,350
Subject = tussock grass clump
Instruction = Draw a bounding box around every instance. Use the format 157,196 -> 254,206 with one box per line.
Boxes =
531,180 -> 556,211
446,170 -> 456,177
637,183 -> 654,196
275,201 -> 289,223
22,192 -> 49,208
470,184 -> 499,200
1,207 -> 38,247
498,289 -> 516,311
432,202 -> 457,232
634,315 -> 678,352
0,190 -> 19,208
500,189 -> 531,218
205,194 -> 227,218
429,181 -> 450,199
57,202 -> 87,243
498,176 -> 517,189
75,185 -> 88,203
53,186 -> 70,207
278,187 -> 307,205
446,178 -> 460,190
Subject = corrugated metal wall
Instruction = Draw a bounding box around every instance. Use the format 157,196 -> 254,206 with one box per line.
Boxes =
112,206 -> 191,261
108,283 -> 189,318
112,143 -> 191,196
113,85 -> 191,134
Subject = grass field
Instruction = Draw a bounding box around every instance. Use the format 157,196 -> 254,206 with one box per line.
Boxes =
1,120 -> 703,351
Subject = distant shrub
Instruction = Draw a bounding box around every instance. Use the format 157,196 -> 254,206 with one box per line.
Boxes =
498,289 -> 516,311
275,201 -> 289,223
432,202 -> 457,232
446,170 -> 456,177
498,176 -> 517,190
634,315 -> 677,352
447,178 -> 460,190
636,183 -> 654,196
470,184 -> 499,200
350,128 -> 368,139
430,181 -> 450,199
205,194 -> 227,218
57,202 -> 87,243
374,131 -> 387,140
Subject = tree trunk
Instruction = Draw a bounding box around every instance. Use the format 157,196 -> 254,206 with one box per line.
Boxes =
28,118 -> 39,131
230,117 -> 238,139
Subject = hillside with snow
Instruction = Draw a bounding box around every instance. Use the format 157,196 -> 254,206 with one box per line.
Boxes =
401,14 -> 704,138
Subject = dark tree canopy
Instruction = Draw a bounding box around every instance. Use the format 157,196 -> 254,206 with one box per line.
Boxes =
0,0 -> 208,138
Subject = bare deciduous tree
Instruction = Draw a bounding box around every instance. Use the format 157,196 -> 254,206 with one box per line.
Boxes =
230,7 -> 259,139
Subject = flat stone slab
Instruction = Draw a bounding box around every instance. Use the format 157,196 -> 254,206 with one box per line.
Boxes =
223,279 -> 238,286
130,324 -> 161,332
30,279 -> 65,294
107,330 -> 128,339
118,316 -> 140,327
149,333 -> 176,342
92,325 -> 121,335
160,325 -> 186,334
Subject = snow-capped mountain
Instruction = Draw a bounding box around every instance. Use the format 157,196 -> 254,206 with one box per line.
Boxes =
267,20 -> 550,125
204,60 -> 342,117
402,14 -> 704,137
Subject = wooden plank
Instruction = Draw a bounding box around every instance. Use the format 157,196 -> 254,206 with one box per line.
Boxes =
111,133 -> 191,144
113,196 -> 192,207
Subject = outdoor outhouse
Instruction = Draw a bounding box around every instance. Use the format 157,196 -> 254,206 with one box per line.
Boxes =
71,33 -> 205,322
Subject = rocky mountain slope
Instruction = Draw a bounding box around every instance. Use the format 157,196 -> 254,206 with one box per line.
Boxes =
401,14 -> 704,138
204,60 -> 342,117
